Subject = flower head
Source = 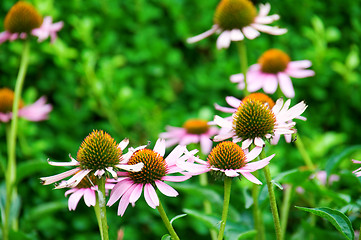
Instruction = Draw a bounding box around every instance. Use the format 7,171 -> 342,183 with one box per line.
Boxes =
40,130 -> 143,189
187,1 -> 287,49
107,139 -> 196,216
213,96 -> 307,149
0,88 -> 52,122
159,119 -> 218,154
231,49 -> 315,98
64,175 -> 114,211
0,1 -> 63,44
178,141 -> 274,184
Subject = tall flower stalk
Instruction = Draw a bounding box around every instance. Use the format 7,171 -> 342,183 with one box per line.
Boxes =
3,39 -> 30,240
93,177 -> 109,240
262,150 -> 282,240
217,177 -> 232,240
157,200 -> 180,240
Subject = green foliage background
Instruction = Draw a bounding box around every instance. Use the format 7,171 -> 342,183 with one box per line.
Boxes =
0,0 -> 361,239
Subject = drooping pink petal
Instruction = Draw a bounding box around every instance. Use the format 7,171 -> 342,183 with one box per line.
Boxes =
107,179 -> 133,206
243,154 -> 274,171
18,97 -> 52,121
83,188 -> 96,207
116,162 -> 144,172
187,25 -> 219,44
258,3 -> 271,17
225,96 -> 242,109
155,180 -> 178,197
40,167 -> 80,185
245,146 -> 263,162
262,74 -> 278,94
0,31 -> 11,44
270,134 -> 281,145
179,135 -> 200,146
118,138 -> 129,151
288,60 -> 312,69
230,29 -> 244,41
214,103 -> 236,113
286,69 -> 315,78
68,189 -> 85,210
165,145 -> 187,166
240,172 -> 262,184
144,183 -> 159,209
242,26 -> 260,39
230,73 -> 244,83
0,112 -> 12,122
200,135 -> 213,154
55,169 -> 92,189
48,155 -> 79,166
117,184 -> 138,216
254,137 -> 265,147
278,73 -> 295,98
216,30 -> 231,49
284,134 -> 292,143
241,138 -> 253,149
129,184 -> 143,204
251,24 -> 287,35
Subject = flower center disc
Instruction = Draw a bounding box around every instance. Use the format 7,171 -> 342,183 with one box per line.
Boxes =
128,149 -> 167,184
233,99 -> 276,140
207,141 -> 246,170
242,93 -> 275,109
76,130 -> 122,170
75,175 -> 98,189
183,119 -> 209,134
258,49 -> 290,74
0,88 -> 24,113
4,1 -> 42,33
214,0 -> 257,30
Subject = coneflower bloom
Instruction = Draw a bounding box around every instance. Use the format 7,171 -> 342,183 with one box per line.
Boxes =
64,175 -> 114,211
187,0 -> 287,49
177,141 -> 274,184
40,130 -> 144,189
159,119 -> 218,155
107,139 -> 197,216
0,88 -> 52,123
230,49 -> 315,98
0,1 -> 63,44
213,96 -> 307,149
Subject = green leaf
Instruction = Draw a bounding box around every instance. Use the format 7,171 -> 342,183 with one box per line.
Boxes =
170,213 -> 187,224
326,145 -> 361,174
16,159 -> 52,183
161,234 -> 171,240
183,208 -> 220,230
295,206 -> 354,240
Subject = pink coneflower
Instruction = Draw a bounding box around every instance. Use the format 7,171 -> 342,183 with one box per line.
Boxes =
213,96 -> 307,149
159,119 -> 218,155
177,141 -> 274,184
40,130 -> 144,189
0,2 -> 63,44
64,175 -> 114,211
107,139 -> 196,216
187,0 -> 287,49
230,49 -> 315,98
0,88 -> 52,123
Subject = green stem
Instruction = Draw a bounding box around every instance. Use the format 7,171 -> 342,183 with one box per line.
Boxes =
3,40 -> 30,240
218,177 -> 232,240
236,40 -> 249,96
98,177 -> 109,240
263,164 -> 282,240
280,184 -> 293,239
157,200 -> 180,240
93,197 -> 104,239
252,171 -> 265,240
294,133 -> 315,171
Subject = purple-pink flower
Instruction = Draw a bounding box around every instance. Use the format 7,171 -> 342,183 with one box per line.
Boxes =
0,88 -> 52,123
107,139 -> 197,216
160,119 -> 218,155
230,49 -> 315,98
177,141 -> 274,184
187,2 -> 287,49
0,2 -> 63,44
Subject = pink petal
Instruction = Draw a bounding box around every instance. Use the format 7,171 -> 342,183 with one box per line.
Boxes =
251,24 -> 287,35
230,29 -> 244,41
0,31 -> 11,44
40,168 -> 80,185
68,189 -> 85,210
153,138 -> 166,156
254,137 -> 265,147
155,180 -> 178,197
129,184 -> 143,204
288,60 -> 312,69
214,103 -> 236,113
144,183 -> 159,208
225,96 -> 242,108
165,145 -> 186,166
225,169 -> 239,177
187,25 -> 218,44
118,138 -> 129,151
200,135 -> 213,154
216,31 -> 231,49
241,138 -> 253,149
83,188 -> 96,207
262,74 -> 278,94
107,179 -> 133,206
179,135 -> 200,146
117,184 -> 138,216
286,69 -> 315,79
230,73 -> 244,83
18,97 -> 52,121
258,3 -> 271,16
242,26 -> 260,39
245,146 -> 262,162
241,172 -> 262,184
278,73 -> 295,98
162,175 -> 192,182
270,134 -> 280,145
